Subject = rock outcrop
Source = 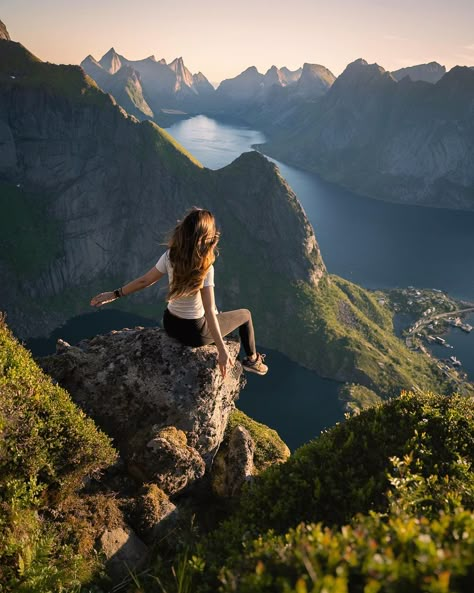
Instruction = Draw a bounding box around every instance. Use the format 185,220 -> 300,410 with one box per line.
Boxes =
212,425 -> 256,497
39,327 -> 244,485
0,19 -> 10,40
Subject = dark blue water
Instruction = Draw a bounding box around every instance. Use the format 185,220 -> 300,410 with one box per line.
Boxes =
427,313 -> 474,379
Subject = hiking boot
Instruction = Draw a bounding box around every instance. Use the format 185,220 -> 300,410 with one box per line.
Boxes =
242,353 -> 268,375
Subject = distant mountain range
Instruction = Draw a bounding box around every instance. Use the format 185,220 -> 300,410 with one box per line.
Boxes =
81,48 -> 214,120
258,58 -> 474,210
391,61 -> 446,83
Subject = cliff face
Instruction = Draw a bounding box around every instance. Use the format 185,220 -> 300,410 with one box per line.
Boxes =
0,38 -> 324,344
0,19 -> 10,41
260,59 -> 474,210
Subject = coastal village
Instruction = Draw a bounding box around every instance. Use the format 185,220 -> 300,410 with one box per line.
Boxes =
374,286 -> 474,388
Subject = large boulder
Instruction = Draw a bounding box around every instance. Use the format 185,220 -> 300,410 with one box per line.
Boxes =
39,327 -> 244,494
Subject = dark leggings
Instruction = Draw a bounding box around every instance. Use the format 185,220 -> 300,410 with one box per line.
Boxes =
163,308 -> 256,357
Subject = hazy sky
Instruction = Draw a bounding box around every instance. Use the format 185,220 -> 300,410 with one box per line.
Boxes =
2,0 -> 474,82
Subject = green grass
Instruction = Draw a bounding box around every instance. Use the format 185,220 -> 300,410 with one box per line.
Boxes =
0,316 -> 118,590
137,120 -> 203,171
0,182 -> 62,276
197,390 -> 474,592
0,39 -> 113,106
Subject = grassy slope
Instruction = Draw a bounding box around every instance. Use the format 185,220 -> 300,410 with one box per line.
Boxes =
0,316 -> 118,590
198,390 -> 474,592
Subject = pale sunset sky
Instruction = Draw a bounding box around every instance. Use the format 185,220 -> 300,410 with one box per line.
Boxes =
2,0 -> 474,83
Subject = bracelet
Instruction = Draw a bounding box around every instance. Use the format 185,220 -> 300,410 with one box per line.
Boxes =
114,288 -> 124,299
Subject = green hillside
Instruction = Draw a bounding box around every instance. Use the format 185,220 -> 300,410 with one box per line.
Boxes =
0,316 -> 117,590
197,390 -> 474,592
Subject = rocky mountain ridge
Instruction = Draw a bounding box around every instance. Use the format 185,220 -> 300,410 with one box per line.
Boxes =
259,58 -> 474,210
0,19 -> 9,40
391,61 -> 446,83
81,47 -> 214,118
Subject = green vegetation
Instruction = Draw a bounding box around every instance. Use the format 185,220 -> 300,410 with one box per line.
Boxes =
220,483 -> 474,592
339,382 -> 382,411
285,276 -> 451,399
196,391 -> 474,592
0,39 -> 112,106
224,409 -> 290,472
0,316 -> 118,591
0,182 -> 62,276
137,120 -> 203,172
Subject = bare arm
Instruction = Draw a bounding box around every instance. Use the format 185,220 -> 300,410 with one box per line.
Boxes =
90,266 -> 165,307
201,285 -> 232,378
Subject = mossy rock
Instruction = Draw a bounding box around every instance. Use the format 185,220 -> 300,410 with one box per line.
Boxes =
225,409 -> 290,472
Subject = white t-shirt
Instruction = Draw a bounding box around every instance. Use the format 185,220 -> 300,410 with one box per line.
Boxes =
155,250 -> 215,319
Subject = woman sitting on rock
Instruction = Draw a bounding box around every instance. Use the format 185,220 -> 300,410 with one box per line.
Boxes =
90,207 -> 268,378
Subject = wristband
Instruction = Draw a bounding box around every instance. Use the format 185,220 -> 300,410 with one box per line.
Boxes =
114,288 -> 122,299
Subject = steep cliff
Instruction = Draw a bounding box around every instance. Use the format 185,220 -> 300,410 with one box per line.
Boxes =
0,36 -> 450,400
81,55 -> 154,119
260,59 -> 474,210
0,19 -> 10,41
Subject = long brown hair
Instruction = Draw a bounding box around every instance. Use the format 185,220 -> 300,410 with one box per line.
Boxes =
167,208 -> 220,300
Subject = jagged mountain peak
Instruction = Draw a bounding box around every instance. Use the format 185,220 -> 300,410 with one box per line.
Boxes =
242,65 -> 260,75
0,19 -> 11,40
295,63 -> 335,97
99,47 -> 122,74
337,58 -> 395,86
280,66 -> 302,84
264,65 -> 286,87
81,54 -> 102,68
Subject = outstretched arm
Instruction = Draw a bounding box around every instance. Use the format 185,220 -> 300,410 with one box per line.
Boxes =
90,266 -> 164,307
201,285 -> 232,378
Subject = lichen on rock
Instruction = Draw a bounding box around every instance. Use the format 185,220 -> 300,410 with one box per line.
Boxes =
39,327 -> 244,488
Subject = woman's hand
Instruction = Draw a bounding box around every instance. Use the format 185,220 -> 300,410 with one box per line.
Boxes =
90,291 -> 116,307
218,347 -> 233,379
